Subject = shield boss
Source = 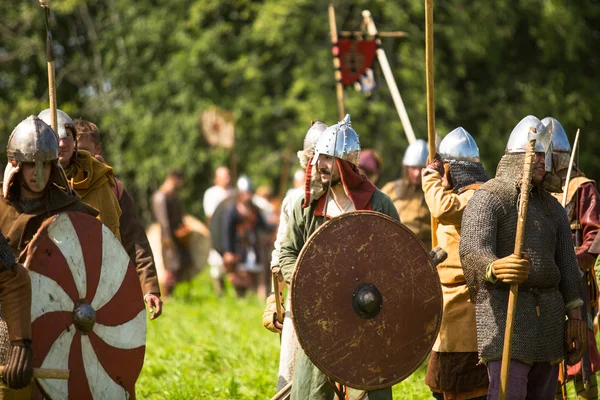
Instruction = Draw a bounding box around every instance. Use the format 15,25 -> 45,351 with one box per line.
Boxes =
291,211 -> 442,390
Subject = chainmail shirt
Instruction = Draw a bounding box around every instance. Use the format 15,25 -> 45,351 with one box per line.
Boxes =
459,153 -> 583,364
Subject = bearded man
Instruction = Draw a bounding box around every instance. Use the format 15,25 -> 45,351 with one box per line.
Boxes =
0,116 -> 98,398
279,115 -> 398,400
459,115 -> 585,399
423,127 -> 489,399
38,109 -> 122,241
262,120 -> 328,391
382,139 -> 431,248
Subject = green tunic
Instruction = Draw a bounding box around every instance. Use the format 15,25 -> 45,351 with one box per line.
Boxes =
279,189 -> 399,400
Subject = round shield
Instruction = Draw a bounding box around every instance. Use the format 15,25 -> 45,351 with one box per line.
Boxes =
147,214 -> 210,286
25,212 -> 146,399
291,211 -> 442,390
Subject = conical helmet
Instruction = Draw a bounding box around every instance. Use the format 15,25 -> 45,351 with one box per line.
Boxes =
312,114 -> 361,166
3,115 -> 70,197
38,108 -> 75,140
402,139 -> 428,167
439,127 -> 479,162
298,121 -> 328,168
237,174 -> 253,193
542,117 -> 570,153
505,115 -> 554,171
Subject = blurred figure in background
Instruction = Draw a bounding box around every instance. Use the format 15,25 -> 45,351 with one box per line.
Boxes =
358,148 -> 382,186
213,175 -> 269,297
203,166 -> 234,296
253,185 -> 277,299
381,139 -> 432,249
74,119 -> 162,319
152,169 -> 191,296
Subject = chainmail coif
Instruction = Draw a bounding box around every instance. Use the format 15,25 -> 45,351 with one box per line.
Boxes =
459,153 -> 583,364
448,160 -> 489,193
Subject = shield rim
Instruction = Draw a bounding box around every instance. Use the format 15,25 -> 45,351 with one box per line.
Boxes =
26,212 -> 145,399
291,210 -> 442,390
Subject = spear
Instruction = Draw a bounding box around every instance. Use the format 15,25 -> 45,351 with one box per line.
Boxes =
424,0 -> 438,248
40,0 -> 58,133
561,129 -> 581,207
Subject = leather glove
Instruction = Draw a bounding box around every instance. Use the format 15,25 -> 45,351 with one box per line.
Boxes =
262,292 -> 284,333
492,254 -> 529,284
426,154 -> 445,177
565,318 -> 587,365
3,340 -> 33,389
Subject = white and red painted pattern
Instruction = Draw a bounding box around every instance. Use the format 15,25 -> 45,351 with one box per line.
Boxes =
26,212 -> 146,400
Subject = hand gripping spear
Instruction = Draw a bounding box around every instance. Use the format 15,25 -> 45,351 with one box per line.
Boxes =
498,123 -> 553,399
40,0 -> 58,134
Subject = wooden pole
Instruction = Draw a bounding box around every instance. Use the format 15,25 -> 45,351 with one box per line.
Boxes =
271,381 -> 292,400
0,366 -> 69,380
424,0 -> 438,248
328,4 -> 345,120
561,129 -> 581,207
41,3 -> 58,133
363,10 -> 416,144
498,139 -> 536,400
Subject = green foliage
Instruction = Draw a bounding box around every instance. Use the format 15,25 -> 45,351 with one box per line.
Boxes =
1,0 -> 600,222
139,270 -> 432,399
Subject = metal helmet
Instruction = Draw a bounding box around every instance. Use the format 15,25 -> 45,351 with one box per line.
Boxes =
38,108 -> 75,140
298,121 -> 328,168
3,115 -> 69,197
303,121 -> 328,152
506,115 -> 554,171
542,117 -> 570,153
237,174 -> 253,193
439,127 -> 480,162
402,139 -> 428,167
312,114 -> 361,166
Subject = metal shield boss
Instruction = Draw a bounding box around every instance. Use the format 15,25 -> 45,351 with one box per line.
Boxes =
25,212 -> 145,400
291,211 -> 442,390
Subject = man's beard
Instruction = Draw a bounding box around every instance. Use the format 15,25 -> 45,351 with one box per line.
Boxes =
322,177 -> 341,190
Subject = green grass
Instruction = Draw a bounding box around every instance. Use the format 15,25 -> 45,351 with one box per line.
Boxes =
137,270 -> 433,399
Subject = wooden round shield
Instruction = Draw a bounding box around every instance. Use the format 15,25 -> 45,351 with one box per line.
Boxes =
25,212 -> 146,399
291,211 -> 442,390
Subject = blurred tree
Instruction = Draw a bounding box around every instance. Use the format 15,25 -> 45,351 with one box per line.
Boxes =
1,0 -> 599,222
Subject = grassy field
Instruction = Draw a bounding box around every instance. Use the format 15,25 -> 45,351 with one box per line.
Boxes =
136,270 -> 433,399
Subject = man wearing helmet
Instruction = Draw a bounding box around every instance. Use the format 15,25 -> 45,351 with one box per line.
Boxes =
543,117 -> 600,399
0,116 -> 98,398
382,139 -> 432,248
279,115 -> 398,399
422,128 -> 489,399
459,116 -> 585,398
37,109 -> 122,241
262,120 -> 328,391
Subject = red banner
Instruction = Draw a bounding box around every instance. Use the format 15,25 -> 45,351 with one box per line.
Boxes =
337,39 -> 377,86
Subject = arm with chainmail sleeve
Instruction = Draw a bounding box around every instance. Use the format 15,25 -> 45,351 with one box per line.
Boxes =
555,202 -> 585,311
279,198 -> 307,285
459,188 -> 504,294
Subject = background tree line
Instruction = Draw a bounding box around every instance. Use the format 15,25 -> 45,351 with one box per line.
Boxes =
1,0 -> 599,222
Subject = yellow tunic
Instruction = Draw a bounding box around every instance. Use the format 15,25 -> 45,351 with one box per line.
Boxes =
422,170 -> 478,353
381,179 -> 431,248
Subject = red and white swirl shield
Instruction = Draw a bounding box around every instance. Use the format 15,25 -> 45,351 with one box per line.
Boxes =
25,212 -> 146,399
